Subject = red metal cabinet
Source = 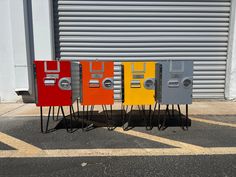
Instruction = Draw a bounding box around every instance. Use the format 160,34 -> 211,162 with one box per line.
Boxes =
34,60 -> 80,106
80,61 -> 114,105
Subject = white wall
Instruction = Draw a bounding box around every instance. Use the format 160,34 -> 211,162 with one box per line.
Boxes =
0,0 -> 54,103
225,0 -> 236,100
31,0 -> 54,60
10,0 -> 34,96
0,0 -> 20,102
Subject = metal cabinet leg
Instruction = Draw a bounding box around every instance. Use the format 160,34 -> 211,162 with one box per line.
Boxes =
123,105 -> 133,131
160,105 -> 170,130
185,104 -> 189,130
177,104 -> 188,131
60,106 -> 68,132
157,103 -> 161,130
82,105 -> 94,132
40,107 -> 43,133
40,106 -> 57,133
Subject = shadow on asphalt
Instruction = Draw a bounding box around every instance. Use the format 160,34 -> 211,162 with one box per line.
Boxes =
47,110 -> 191,133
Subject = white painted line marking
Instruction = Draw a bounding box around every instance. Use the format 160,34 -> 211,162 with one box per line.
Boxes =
0,147 -> 236,158
190,117 -> 236,128
114,128 -> 205,152
0,132 -> 43,155
0,128 -> 235,158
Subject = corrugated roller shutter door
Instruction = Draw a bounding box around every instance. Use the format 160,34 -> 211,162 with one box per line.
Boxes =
54,0 -> 231,100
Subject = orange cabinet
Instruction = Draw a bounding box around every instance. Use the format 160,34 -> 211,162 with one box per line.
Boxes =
80,61 -> 114,105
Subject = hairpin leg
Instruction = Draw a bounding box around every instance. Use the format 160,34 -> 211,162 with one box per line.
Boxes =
160,104 -> 170,130
71,104 -> 79,121
106,105 -> 115,131
52,106 -> 55,121
56,106 -> 60,121
45,106 -> 52,133
138,105 -> 144,127
76,99 -> 79,120
82,105 -> 85,131
60,106 -> 68,132
172,104 -> 175,118
121,104 -> 126,130
40,106 -> 43,133
185,104 -> 189,130
157,103 -> 161,130
40,106 -> 57,133
151,102 -> 157,129
141,105 -> 151,130
123,105 -> 133,131
177,104 -> 182,128
69,106 -> 73,132
177,104 -> 188,130
147,105 -> 153,130
83,105 -> 94,131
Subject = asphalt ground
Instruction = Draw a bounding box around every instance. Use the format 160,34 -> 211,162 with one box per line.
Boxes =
0,102 -> 235,177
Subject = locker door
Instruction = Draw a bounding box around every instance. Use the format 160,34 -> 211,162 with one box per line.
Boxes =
80,61 -> 114,105
35,61 -> 72,106
123,62 -> 155,105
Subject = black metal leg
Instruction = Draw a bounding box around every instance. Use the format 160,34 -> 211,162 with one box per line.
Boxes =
151,102 -> 157,129
160,105 -> 169,130
110,105 -> 113,128
76,99 -> 79,119
60,106 -> 68,132
69,106 -> 73,132
107,105 -> 115,131
41,106 -> 69,133
82,105 -> 85,131
71,104 -> 79,121
126,106 -> 129,113
127,105 -> 133,130
56,106 -> 60,121
40,106 -> 43,133
102,105 -> 106,124
149,105 -> 152,126
141,105 -> 147,129
178,104 -> 188,130
177,104 -> 182,128
52,106 -> 55,121
104,105 -> 109,120
147,105 -> 153,130
123,105 -> 133,131
45,106 -> 52,133
122,105 -> 126,130
157,103 -> 161,130
138,105 -> 142,118
103,105 -> 112,129
138,105 -> 144,127
88,105 -> 94,129
172,104 -> 175,118
71,105 -> 75,119
142,105 -> 152,130
82,105 -> 94,131
64,105 -> 79,133
86,105 -> 89,121
186,104 -> 189,130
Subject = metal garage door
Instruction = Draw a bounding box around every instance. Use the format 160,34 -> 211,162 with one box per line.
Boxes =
53,0 -> 231,99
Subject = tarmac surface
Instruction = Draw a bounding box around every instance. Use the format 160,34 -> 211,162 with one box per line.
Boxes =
0,101 -> 235,177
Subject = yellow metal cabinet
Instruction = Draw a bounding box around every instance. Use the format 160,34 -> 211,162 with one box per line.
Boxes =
122,62 -> 156,105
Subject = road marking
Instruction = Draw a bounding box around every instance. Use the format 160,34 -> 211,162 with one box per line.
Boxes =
0,130 -> 235,158
0,132 -> 43,155
114,128 -> 205,152
0,147 -> 236,158
190,117 -> 236,128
